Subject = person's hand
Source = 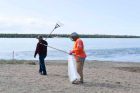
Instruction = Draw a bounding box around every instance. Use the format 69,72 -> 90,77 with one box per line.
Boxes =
69,50 -> 73,55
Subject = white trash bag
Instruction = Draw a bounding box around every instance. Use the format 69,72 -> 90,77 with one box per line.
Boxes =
68,55 -> 80,83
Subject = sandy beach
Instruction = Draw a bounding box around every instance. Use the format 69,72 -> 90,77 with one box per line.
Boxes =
0,60 -> 140,93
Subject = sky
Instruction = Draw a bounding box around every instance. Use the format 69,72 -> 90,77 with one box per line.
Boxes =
0,0 -> 140,35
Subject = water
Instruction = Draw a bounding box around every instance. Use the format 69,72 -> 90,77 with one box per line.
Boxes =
0,38 -> 140,62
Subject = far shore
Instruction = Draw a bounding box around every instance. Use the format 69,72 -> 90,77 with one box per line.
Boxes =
0,60 -> 140,93
0,33 -> 140,38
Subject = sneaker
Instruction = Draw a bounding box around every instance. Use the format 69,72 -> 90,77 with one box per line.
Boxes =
42,73 -> 47,75
72,80 -> 80,84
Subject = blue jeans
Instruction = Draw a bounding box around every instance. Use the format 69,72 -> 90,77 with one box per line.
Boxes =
39,54 -> 47,74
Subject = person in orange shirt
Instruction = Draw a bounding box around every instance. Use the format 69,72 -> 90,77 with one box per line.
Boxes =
69,32 -> 87,84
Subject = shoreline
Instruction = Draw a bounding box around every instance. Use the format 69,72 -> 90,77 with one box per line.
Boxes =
0,59 -> 140,64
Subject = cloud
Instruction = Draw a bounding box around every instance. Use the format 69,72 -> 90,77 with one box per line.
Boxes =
0,16 -> 57,33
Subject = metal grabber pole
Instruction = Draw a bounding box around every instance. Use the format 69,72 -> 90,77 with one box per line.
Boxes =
45,22 -> 62,40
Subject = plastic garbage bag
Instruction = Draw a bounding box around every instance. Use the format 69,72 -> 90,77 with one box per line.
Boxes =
68,55 -> 80,82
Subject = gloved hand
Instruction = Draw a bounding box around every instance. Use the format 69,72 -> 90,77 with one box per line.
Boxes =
69,50 -> 73,55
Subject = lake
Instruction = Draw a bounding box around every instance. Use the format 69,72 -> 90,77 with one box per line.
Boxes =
0,38 -> 140,62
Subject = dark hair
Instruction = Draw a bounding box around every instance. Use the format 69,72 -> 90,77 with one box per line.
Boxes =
37,35 -> 43,39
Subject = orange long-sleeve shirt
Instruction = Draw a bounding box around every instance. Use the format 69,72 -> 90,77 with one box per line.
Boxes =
72,38 -> 86,58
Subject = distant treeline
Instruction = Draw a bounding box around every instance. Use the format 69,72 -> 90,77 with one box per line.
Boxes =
0,33 -> 140,38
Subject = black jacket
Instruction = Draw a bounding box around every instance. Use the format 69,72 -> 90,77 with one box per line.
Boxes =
34,39 -> 48,56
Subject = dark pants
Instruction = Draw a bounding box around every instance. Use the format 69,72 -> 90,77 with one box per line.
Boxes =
39,54 -> 47,74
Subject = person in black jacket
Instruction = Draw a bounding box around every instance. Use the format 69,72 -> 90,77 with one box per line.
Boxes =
34,35 -> 48,75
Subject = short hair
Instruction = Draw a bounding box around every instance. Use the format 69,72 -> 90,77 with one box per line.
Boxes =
36,35 -> 43,39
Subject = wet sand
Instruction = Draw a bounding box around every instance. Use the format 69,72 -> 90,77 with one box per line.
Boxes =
0,60 -> 140,93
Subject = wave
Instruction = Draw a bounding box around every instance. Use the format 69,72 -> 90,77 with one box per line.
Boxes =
86,48 -> 140,62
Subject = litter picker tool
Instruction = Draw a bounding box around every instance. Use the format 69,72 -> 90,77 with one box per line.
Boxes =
47,45 -> 69,54
45,21 -> 63,40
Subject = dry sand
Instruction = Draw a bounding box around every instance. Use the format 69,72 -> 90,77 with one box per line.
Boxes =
0,60 -> 140,93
